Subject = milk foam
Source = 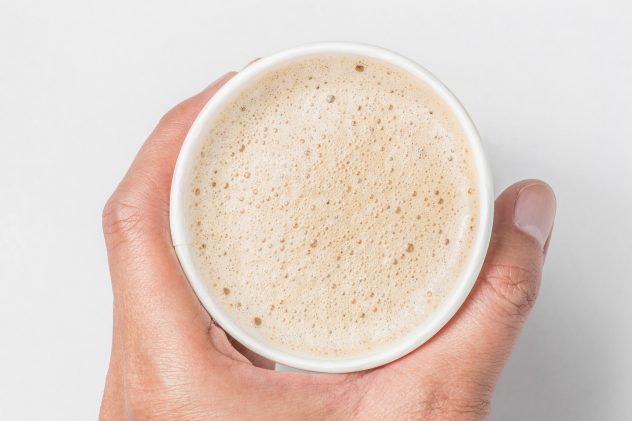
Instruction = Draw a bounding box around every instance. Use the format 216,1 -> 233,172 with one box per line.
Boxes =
187,55 -> 479,359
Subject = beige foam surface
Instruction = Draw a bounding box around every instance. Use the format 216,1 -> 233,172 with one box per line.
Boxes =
187,55 -> 479,358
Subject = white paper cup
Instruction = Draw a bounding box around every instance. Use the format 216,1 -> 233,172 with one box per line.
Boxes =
170,42 -> 494,373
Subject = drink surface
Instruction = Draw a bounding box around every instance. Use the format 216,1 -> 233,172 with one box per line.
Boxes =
188,54 -> 479,359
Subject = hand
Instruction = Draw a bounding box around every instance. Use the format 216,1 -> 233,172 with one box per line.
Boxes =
100,72 -> 556,420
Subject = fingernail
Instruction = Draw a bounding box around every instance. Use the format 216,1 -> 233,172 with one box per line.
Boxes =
513,183 -> 557,248
240,57 -> 262,71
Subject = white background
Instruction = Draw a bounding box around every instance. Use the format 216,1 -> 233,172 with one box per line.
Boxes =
1,1 -> 631,419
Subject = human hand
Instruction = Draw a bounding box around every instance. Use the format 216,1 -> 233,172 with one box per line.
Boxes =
100,72 -> 556,420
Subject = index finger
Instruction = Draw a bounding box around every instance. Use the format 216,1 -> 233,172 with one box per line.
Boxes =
102,73 -> 235,354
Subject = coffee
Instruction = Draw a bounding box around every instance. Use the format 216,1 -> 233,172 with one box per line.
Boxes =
187,55 -> 479,359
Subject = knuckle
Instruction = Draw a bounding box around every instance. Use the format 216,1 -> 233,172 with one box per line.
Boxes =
157,100 -> 196,131
397,384 -> 491,420
359,372 -> 491,420
151,105 -> 194,146
158,105 -> 186,127
479,262 -> 541,319
429,392 -> 491,420
442,396 -> 491,420
102,194 -> 145,245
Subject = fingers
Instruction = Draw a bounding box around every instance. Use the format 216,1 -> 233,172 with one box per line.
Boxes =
414,180 -> 556,381
228,336 -> 276,369
102,73 -> 235,356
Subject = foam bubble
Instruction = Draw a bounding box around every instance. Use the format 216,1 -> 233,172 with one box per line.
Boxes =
187,55 -> 479,359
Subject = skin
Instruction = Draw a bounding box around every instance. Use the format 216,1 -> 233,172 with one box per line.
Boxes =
100,72 -> 555,420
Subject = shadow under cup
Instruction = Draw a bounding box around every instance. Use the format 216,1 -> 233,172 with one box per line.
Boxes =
170,42 -> 494,373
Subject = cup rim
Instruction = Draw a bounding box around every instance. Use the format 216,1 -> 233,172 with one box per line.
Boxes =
170,41 -> 494,373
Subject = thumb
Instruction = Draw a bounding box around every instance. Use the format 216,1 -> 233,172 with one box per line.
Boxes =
422,179 -> 556,380
472,179 -> 556,325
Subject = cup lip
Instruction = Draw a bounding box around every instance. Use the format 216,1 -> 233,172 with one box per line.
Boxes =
170,41 -> 494,373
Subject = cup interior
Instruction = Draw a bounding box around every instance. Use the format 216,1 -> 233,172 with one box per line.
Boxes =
170,42 -> 494,372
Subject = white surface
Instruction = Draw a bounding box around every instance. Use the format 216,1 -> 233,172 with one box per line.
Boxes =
0,1 -> 630,419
